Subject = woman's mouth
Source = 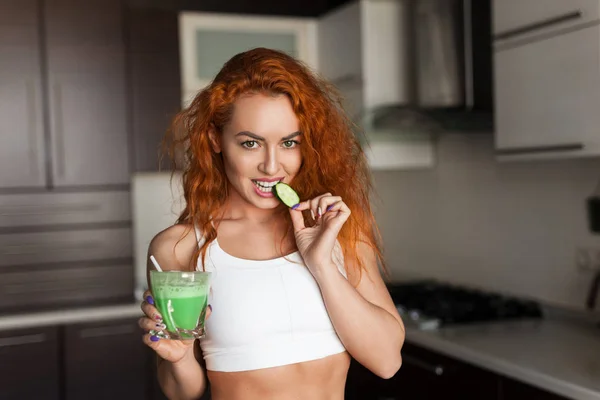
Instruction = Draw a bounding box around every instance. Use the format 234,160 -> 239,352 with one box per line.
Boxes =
251,179 -> 282,198
252,179 -> 281,193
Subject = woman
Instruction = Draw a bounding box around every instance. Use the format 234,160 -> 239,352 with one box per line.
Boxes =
139,47 -> 405,400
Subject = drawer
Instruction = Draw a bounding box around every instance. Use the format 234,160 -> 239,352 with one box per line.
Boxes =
0,326 -> 60,399
493,0 -> 599,42
0,262 -> 134,312
64,318 -> 148,400
0,227 -> 131,267
0,191 -> 130,228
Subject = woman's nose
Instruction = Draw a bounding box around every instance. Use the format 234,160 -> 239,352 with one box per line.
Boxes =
259,148 -> 279,175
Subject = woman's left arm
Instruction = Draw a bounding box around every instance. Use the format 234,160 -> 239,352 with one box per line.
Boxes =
290,194 -> 405,379
313,240 -> 405,379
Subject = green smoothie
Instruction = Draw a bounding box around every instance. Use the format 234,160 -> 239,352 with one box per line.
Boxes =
150,271 -> 212,340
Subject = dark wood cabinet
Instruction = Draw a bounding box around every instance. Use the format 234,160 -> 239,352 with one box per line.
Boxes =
1,0 -> 132,190
44,0 -> 130,187
0,326 -> 60,400
500,377 -> 571,400
126,8 -> 181,172
64,318 -> 149,400
345,342 -> 499,400
0,0 -> 46,189
345,342 -> 571,400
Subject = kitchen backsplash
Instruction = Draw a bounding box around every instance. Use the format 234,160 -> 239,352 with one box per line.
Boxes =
373,133 -> 600,311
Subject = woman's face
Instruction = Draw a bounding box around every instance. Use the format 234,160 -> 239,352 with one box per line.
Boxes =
211,93 -> 303,210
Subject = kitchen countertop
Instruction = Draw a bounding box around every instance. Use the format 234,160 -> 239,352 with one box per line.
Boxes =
0,303 -> 142,331
405,318 -> 600,400
1,304 -> 599,400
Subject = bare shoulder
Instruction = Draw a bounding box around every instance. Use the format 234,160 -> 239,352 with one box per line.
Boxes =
147,224 -> 199,271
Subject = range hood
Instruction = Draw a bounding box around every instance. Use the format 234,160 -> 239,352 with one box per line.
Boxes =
362,0 -> 493,136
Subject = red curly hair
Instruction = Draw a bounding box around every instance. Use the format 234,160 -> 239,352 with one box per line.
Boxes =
164,47 -> 386,282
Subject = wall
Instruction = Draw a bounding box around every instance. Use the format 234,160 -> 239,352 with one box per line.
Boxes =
373,133 -> 600,310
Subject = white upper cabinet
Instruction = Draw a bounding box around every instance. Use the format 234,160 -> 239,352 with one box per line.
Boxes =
493,0 -> 600,160
493,0 -> 599,39
317,0 -> 434,170
317,0 -> 411,114
178,12 -> 317,106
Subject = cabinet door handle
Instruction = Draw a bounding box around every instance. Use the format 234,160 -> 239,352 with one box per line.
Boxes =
494,11 -> 583,41
403,354 -> 445,376
25,80 -> 40,174
0,203 -> 100,217
1,240 -> 101,255
0,333 -> 46,348
331,74 -> 363,88
53,82 -> 65,179
496,143 -> 584,156
80,324 -> 135,339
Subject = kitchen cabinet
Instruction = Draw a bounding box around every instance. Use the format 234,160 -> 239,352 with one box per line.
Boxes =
0,0 -> 46,189
0,262 -> 134,314
64,318 -> 149,400
0,0 -> 131,190
345,342 -> 571,400
0,318 -> 156,400
493,1 -> 600,160
493,0 -> 599,39
500,377 -> 571,400
178,11 -> 318,106
127,8 -> 181,172
0,0 -> 146,315
317,0 -> 410,118
44,0 -> 130,187
345,342 -> 499,400
317,0 -> 434,170
0,326 -> 60,400
315,1 -> 363,118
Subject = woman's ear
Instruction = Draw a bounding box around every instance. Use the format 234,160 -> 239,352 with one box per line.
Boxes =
208,125 -> 221,153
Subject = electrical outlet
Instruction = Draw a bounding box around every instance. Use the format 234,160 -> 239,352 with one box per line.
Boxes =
576,247 -> 600,271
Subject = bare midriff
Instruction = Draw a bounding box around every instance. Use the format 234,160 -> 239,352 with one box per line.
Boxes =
207,351 -> 351,400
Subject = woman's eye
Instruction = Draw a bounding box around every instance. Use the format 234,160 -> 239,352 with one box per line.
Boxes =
242,141 -> 258,149
283,140 -> 298,148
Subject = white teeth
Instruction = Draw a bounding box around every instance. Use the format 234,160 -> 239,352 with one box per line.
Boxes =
253,180 -> 280,189
252,180 -> 281,193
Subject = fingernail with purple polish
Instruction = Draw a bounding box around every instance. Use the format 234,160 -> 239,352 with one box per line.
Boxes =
326,205 -> 334,212
291,203 -> 299,210
145,295 -> 154,305
150,335 -> 160,342
208,304 -> 213,312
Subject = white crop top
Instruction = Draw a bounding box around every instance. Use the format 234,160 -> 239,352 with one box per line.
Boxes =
194,226 -> 348,372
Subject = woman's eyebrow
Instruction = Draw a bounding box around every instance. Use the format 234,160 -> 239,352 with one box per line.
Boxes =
235,131 -> 264,140
281,131 -> 301,140
235,131 -> 302,141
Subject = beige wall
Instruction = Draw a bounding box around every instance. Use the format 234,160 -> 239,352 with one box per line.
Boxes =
372,133 -> 600,310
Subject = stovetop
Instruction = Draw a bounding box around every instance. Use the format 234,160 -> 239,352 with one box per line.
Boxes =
387,280 -> 543,330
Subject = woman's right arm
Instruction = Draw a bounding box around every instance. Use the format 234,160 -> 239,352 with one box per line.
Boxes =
141,225 -> 209,400
155,345 -> 207,400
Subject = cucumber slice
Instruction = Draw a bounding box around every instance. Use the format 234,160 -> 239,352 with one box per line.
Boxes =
274,182 -> 300,207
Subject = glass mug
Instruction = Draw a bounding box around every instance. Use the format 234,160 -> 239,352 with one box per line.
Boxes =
150,270 -> 212,340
